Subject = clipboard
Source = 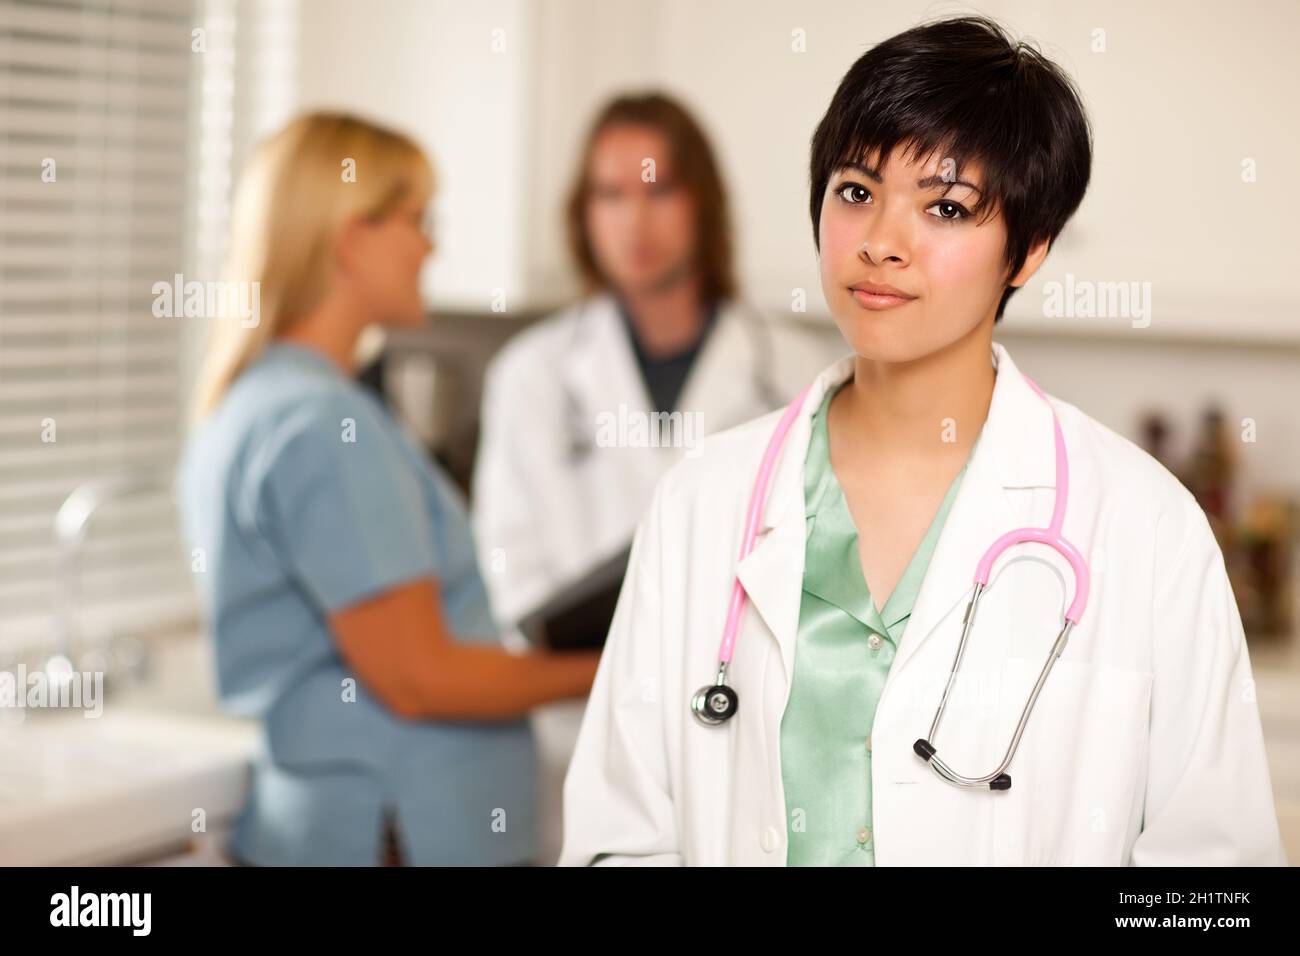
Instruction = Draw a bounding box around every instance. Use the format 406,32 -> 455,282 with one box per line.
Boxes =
516,544 -> 632,651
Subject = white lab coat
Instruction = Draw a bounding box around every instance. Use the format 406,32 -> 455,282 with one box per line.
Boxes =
559,341 -> 1287,866
472,293 -> 837,863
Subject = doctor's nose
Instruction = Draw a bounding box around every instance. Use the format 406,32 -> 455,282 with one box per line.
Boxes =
857,217 -> 910,267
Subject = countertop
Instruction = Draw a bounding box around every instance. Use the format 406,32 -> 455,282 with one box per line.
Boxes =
0,695 -> 257,866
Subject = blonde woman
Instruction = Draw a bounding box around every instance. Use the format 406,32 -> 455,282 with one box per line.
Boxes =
178,112 -> 599,866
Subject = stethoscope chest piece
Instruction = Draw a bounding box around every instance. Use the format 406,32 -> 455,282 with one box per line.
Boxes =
691,682 -> 738,726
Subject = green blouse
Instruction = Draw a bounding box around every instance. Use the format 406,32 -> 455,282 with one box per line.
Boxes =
780,381 -> 974,866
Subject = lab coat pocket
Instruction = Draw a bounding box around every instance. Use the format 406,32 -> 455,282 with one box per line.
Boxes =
992,657 -> 1152,865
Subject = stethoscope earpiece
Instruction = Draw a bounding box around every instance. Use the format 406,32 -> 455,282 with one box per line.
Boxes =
690,683 -> 738,726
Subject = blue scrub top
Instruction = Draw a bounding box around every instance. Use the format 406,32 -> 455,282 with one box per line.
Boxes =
177,341 -> 537,866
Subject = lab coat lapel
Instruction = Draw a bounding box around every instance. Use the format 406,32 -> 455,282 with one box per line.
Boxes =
734,354 -> 855,681
676,302 -> 765,431
732,341 -> 1056,687
562,295 -> 653,428
891,342 -> 1058,680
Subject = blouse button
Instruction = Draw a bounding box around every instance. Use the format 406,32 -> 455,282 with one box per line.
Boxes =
857,826 -> 872,845
867,633 -> 883,651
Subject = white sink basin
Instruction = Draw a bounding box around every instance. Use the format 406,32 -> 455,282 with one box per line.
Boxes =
0,707 -> 257,865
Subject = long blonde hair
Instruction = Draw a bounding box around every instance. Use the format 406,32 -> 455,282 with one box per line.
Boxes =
190,111 -> 433,419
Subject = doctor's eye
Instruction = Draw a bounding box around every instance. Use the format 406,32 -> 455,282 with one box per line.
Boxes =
647,180 -> 680,198
926,199 -> 970,222
835,182 -> 871,205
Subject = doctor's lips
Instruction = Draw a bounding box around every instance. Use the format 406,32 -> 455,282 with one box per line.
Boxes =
849,280 -> 917,310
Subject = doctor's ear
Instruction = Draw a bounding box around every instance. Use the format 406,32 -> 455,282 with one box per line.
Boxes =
334,215 -> 374,275
1006,236 -> 1052,289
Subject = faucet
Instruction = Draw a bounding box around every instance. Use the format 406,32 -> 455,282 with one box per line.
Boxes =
45,473 -> 175,688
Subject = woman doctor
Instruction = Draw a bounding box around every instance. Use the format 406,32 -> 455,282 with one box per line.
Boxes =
559,17 -> 1286,866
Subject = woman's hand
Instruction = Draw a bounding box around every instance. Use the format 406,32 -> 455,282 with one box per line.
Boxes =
330,577 -> 602,721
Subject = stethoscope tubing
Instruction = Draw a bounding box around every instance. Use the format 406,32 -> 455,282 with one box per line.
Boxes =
718,383 -> 812,665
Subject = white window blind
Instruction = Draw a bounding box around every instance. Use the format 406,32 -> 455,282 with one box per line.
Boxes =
190,0 -> 297,282
0,0 -> 296,660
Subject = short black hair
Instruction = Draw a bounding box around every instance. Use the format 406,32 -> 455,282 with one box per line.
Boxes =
808,16 -> 1093,321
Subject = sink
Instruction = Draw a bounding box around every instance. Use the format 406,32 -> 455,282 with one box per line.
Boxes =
0,706 -> 257,865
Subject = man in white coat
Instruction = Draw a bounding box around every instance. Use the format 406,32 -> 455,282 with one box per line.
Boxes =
473,93 -> 835,863
558,18 -> 1286,866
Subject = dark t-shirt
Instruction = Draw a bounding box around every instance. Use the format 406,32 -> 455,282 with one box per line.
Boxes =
616,299 -> 720,413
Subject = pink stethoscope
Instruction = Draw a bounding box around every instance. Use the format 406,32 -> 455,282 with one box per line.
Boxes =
689,371 -> 1091,792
